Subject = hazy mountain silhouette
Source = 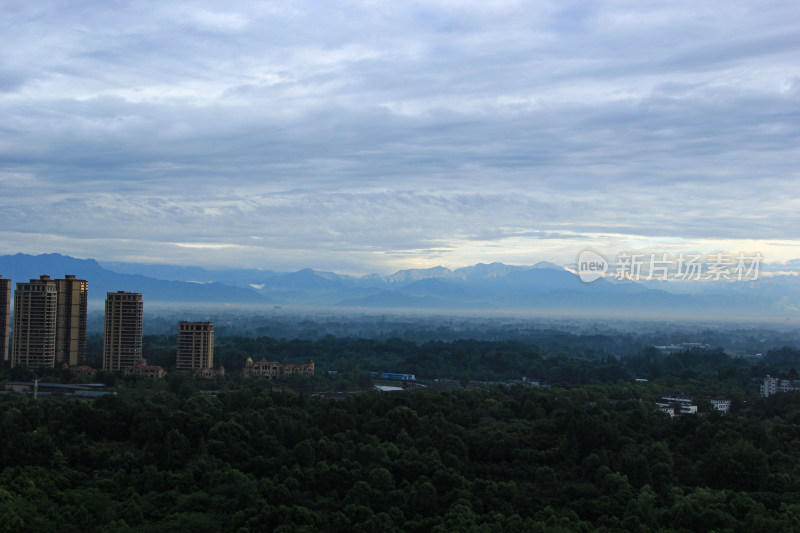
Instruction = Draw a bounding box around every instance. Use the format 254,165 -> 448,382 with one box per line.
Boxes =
0,253 -> 264,303
0,253 -> 794,317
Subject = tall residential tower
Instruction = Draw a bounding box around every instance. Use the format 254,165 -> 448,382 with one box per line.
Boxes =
176,321 -> 214,371
55,275 -> 88,366
12,275 -> 58,368
103,292 -> 143,371
0,275 -> 11,362
9,274 -> 88,368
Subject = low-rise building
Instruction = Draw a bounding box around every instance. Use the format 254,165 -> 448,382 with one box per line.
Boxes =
62,363 -> 97,377
760,375 -> 800,397
655,343 -> 712,355
661,395 -> 698,414
371,371 -> 416,381
656,403 -> 676,418
243,358 -> 315,379
4,381 -> 106,395
194,366 -> 225,379
710,398 -> 732,414
656,394 -> 731,416
123,358 -> 165,379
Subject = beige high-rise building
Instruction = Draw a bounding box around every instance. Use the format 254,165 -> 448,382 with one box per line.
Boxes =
12,275 -> 58,368
0,275 -> 11,362
55,275 -> 88,366
176,321 -> 214,370
103,292 -> 143,371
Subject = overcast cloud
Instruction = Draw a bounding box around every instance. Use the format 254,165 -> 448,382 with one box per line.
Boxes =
1,0 -> 799,273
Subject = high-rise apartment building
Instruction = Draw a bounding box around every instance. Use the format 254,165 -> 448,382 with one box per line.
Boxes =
0,275 -> 11,362
176,321 -> 214,370
12,275 -> 58,368
103,292 -> 143,371
10,274 -> 89,368
55,275 -> 88,366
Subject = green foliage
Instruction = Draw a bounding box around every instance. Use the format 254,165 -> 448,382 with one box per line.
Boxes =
2,331 -> 800,530
0,380 -> 797,531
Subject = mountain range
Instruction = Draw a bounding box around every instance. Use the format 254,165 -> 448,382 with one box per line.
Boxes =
0,253 -> 798,319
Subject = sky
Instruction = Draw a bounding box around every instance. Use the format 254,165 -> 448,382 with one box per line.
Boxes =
1,1 -> 799,275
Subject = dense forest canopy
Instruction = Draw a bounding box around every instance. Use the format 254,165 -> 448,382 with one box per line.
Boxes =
1,382 -> 800,531
2,332 -> 800,531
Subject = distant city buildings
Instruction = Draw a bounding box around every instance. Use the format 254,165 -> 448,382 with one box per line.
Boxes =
243,357 -> 315,379
176,321 -> 214,371
654,343 -> 712,355
103,292 -> 143,371
1,274 -> 312,383
760,375 -> 800,397
0,275 -> 10,362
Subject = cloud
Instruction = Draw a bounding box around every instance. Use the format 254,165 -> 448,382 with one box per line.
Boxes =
1,0 -> 799,272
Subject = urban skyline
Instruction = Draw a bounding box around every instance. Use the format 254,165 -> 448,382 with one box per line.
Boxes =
0,274 -> 226,373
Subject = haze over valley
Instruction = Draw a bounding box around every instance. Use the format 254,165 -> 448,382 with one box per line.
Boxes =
2,253 -> 798,324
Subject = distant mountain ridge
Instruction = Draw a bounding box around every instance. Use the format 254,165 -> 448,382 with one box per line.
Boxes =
0,253 -> 796,318
0,253 -> 264,304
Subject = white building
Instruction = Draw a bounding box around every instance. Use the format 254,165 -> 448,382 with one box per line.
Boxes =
656,403 -> 676,418
710,398 -> 731,414
661,396 -> 698,415
657,395 -> 730,416
760,375 -> 800,397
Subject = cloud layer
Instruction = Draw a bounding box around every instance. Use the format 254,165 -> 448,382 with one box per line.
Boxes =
1,1 -> 799,273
